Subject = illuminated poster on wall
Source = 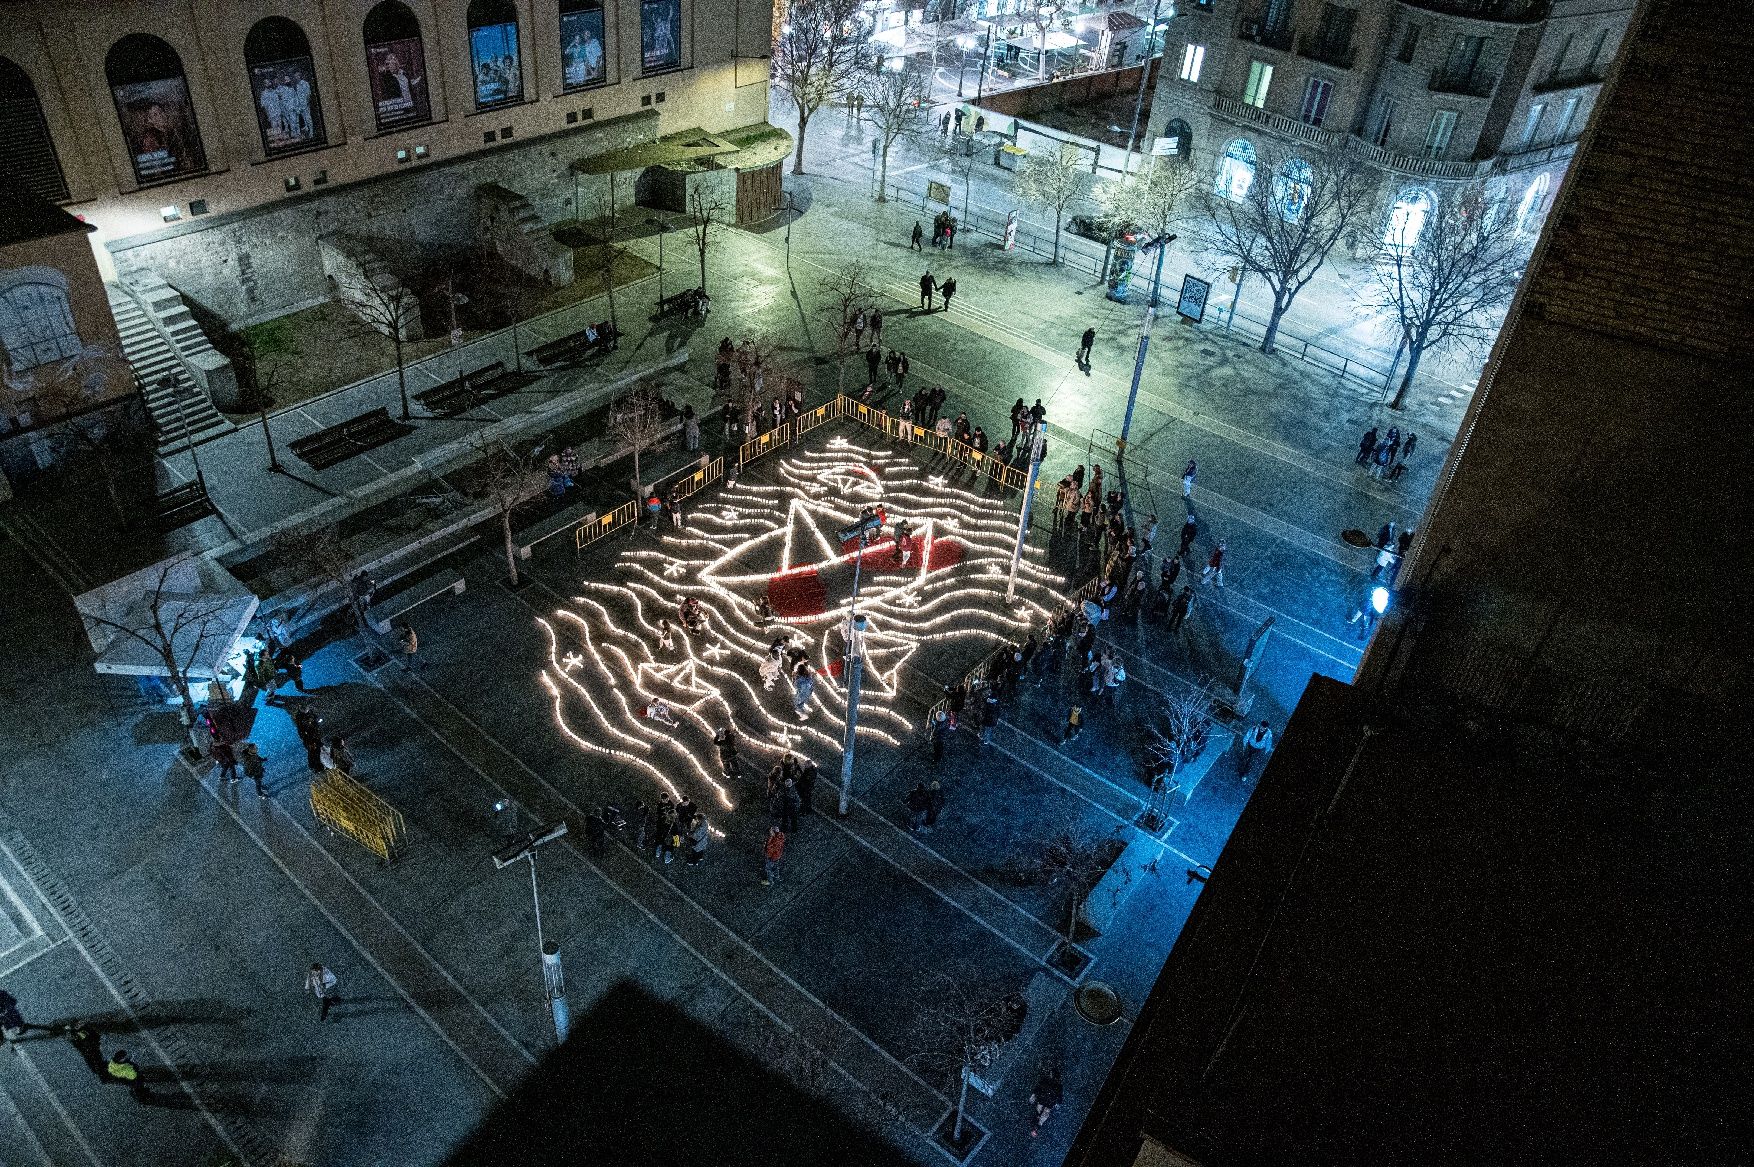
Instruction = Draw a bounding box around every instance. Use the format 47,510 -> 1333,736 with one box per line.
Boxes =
249,56 -> 325,155
560,5 -> 607,89
641,0 -> 681,72
366,36 -> 430,130
469,22 -> 523,108
112,78 -> 205,183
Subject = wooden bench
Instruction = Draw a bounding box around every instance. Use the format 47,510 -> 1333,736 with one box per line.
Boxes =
655,287 -> 709,319
288,407 -> 415,470
516,501 -> 597,559
528,321 -> 618,366
153,480 -> 213,531
368,568 -> 467,634
417,361 -> 542,416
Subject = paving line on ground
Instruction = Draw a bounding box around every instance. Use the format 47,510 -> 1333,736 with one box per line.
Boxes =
0,832 -> 260,1166
180,768 -> 529,1098
6,1048 -> 103,1167
360,659 -> 952,1137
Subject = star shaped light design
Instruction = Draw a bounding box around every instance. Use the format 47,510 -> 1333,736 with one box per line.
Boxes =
562,651 -> 585,671
663,561 -> 688,578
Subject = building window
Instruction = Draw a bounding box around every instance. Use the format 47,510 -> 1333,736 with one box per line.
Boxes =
1160,118 -> 1192,158
244,17 -> 326,157
1243,60 -> 1273,108
1438,33 -> 1484,90
1396,23 -> 1419,64
1547,33 -> 1573,78
1384,188 -> 1433,251
1516,172 -> 1550,233
1554,95 -> 1580,142
364,1 -> 432,132
1263,0 -> 1292,36
105,34 -> 207,185
1423,109 -> 1457,157
1179,43 -> 1205,83
0,273 -> 82,372
641,0 -> 681,73
1586,29 -> 1611,74
0,56 -> 69,202
1300,77 -> 1333,126
1313,4 -> 1355,60
1364,95 -> 1396,146
560,0 -> 608,90
1519,101 -> 1545,150
1276,157 -> 1312,221
1215,137 -> 1256,202
467,0 -> 524,110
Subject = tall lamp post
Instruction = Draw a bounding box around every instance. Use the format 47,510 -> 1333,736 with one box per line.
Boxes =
646,217 -> 669,307
1006,422 -> 1048,602
836,514 -> 882,817
493,821 -> 571,1043
1118,233 -> 1176,452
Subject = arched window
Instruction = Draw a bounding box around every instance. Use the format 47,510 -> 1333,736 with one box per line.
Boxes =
1276,157 -> 1313,221
1159,118 -> 1192,160
559,0 -> 607,91
245,17 -> 326,156
0,57 -> 68,202
1516,173 -> 1550,234
1215,138 -> 1255,202
105,34 -> 206,185
1384,187 -> 1434,250
364,1 -> 432,131
468,0 -> 525,108
0,269 -> 81,372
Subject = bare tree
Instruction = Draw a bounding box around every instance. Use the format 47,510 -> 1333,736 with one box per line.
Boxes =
609,381 -> 669,492
1015,141 -> 1092,264
8,344 -> 141,529
687,187 -> 726,292
1204,143 -> 1378,353
907,969 -> 1025,1151
82,555 -> 237,732
857,59 -> 932,200
1097,157 -> 1200,298
1372,184 -> 1528,410
772,0 -> 869,175
1036,829 -> 1120,945
273,524 -> 374,637
467,437 -> 550,587
726,332 -> 809,436
1031,2 -> 1063,79
933,128 -> 1003,224
339,256 -> 425,420
816,261 -> 872,392
1145,681 -> 1217,831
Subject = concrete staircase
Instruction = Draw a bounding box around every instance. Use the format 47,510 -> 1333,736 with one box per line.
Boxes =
106,282 -> 235,454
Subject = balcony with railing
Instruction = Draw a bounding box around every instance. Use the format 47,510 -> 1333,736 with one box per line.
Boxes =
1297,34 -> 1357,69
1493,137 -> 1578,173
1236,20 -> 1296,52
1533,67 -> 1606,93
1212,93 -> 1344,148
1348,135 -> 1492,179
1395,0 -> 1549,22
1429,69 -> 1497,97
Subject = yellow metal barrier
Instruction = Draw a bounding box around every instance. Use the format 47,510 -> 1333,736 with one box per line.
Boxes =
576,497 -> 639,554
673,456 -> 724,502
311,768 -> 407,863
796,403 -> 833,436
739,425 -> 789,466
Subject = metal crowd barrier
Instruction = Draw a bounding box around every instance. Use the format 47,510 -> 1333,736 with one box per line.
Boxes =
575,497 -> 640,554
310,768 -> 407,863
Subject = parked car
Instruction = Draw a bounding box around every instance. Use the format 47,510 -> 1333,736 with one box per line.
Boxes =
1067,215 -> 1138,244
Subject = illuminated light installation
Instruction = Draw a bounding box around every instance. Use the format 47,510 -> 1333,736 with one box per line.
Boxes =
540,442 -> 1066,827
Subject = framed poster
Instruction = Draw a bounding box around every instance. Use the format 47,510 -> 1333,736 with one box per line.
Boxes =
559,3 -> 607,90
366,37 -> 431,130
469,21 -> 523,108
250,56 -> 325,156
112,77 -> 205,183
1176,274 -> 1211,323
640,0 -> 681,72
926,180 -> 951,204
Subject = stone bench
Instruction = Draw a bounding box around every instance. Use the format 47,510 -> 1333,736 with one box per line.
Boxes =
966,970 -> 1063,1098
516,502 -> 598,559
368,568 -> 467,634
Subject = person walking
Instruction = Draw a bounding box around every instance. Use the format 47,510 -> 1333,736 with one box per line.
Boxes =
1238,720 -> 1273,778
1178,513 -> 1199,558
1168,585 -> 1195,632
211,737 -> 240,784
761,825 -> 786,886
714,727 -> 741,780
870,307 -> 885,347
1062,703 -> 1084,742
1356,426 -> 1379,467
1077,327 -> 1096,366
792,662 -> 815,720
777,777 -> 802,833
1202,542 -> 1227,587
1029,1066 -> 1064,1138
924,780 -> 945,830
293,702 -> 323,772
905,782 -> 931,830
235,738 -> 264,797
685,814 -> 709,867
305,962 -> 339,1022
104,1049 -> 151,1105
1181,459 -> 1197,500
940,276 -> 956,312
919,271 -> 936,310
910,220 -> 924,250
65,1020 -> 107,1080
395,622 -> 419,671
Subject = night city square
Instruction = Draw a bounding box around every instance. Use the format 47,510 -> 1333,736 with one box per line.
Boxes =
0,0 -> 1743,1164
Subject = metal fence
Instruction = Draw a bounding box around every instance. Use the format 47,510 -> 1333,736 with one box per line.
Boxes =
310,768 -> 407,863
1202,306 -> 1393,390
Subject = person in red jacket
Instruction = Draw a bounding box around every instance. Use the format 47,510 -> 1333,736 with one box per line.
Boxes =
761,825 -> 786,886
1201,541 -> 1227,588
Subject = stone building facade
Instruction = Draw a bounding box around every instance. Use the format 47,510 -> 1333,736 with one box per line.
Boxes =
0,0 -> 774,323
1147,0 -> 1633,245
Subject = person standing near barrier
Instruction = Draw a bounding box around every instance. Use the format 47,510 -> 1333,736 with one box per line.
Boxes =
305,962 -> 339,1021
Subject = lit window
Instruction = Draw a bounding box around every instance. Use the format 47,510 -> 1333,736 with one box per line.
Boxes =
0,275 -> 83,371
1554,95 -> 1581,142
1384,188 -> 1433,250
1180,43 -> 1205,83
1423,109 -> 1457,157
1215,138 -> 1256,202
1244,60 -> 1273,108
1520,101 -> 1546,150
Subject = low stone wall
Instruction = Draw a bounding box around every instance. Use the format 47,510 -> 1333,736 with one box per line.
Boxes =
475,184 -> 574,287
318,235 -> 425,343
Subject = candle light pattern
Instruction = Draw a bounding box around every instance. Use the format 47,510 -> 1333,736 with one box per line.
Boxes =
538,441 -> 1067,822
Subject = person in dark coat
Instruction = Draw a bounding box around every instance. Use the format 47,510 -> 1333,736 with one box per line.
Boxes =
866,346 -> 882,384
1168,585 -> 1196,632
910,220 -> 924,250
919,271 -> 936,310
1178,513 -> 1199,558
292,703 -> 323,771
1356,426 -> 1379,466
797,758 -> 819,814
905,782 -> 931,830
924,781 -> 945,830
1077,327 -> 1096,365
940,276 -> 957,311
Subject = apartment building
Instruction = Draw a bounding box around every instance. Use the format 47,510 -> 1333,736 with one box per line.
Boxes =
1148,0 -> 1632,245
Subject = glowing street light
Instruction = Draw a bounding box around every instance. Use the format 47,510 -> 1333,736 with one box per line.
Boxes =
492,820 -> 571,1043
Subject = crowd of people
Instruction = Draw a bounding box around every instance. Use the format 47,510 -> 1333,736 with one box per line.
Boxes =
1355,424 -> 1418,482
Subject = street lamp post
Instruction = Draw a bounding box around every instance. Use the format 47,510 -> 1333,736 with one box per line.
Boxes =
976,27 -> 993,103
836,514 -> 882,817
1006,422 -> 1048,602
1121,0 -> 1166,171
493,821 -> 571,1043
1119,233 -> 1176,457
647,217 -> 668,307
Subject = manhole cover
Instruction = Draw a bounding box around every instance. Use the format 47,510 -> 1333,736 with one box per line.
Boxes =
1075,982 -> 1123,1025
